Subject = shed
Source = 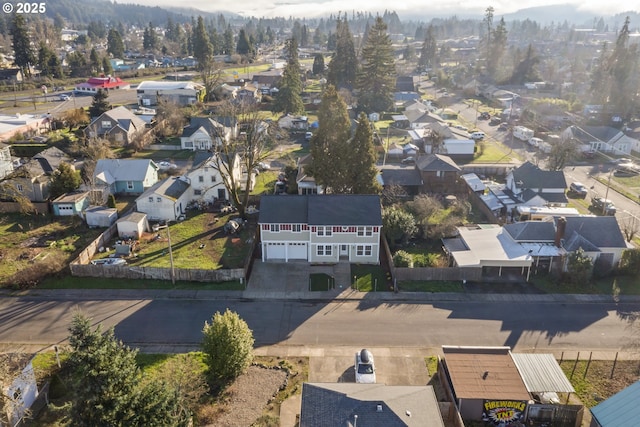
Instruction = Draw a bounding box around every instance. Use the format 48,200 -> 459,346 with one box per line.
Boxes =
52,192 -> 90,216
116,212 -> 149,239
85,206 -> 118,228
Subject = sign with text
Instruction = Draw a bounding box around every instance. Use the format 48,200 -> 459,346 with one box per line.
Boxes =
482,400 -> 527,425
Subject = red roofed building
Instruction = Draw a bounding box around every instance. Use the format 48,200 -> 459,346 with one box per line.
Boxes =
75,75 -> 130,93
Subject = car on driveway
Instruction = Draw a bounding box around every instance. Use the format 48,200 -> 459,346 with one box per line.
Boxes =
590,197 -> 616,216
355,349 -> 376,384
157,161 -> 177,171
568,182 -> 588,198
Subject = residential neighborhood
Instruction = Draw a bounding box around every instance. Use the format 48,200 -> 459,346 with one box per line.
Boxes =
0,2 -> 639,427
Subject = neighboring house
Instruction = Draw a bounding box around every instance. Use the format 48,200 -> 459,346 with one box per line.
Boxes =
0,68 -> 23,82
404,109 -> 444,129
135,177 -> 191,221
278,114 -> 309,130
186,151 -> 242,202
590,380 -> 640,427
180,117 -> 237,151
0,113 -> 50,140
378,165 -> 423,196
1,355 -> 39,427
623,120 -> 640,152
52,191 -> 90,216
116,211 -> 149,239
136,80 -> 204,106
93,159 -> 159,196
443,216 -> 628,280
561,125 -> 636,156
258,195 -> 382,264
299,383 -> 444,427
2,146 -> 72,202
505,161 -> 568,207
416,154 -> 464,194
84,106 -> 147,145
296,154 -> 324,195
251,72 -> 282,94
74,75 -> 130,94
0,142 -> 13,179
236,84 -> 261,104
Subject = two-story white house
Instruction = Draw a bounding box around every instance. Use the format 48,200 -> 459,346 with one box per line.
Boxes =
135,176 -> 191,221
180,117 -> 238,151
186,151 -> 242,202
258,195 -> 382,264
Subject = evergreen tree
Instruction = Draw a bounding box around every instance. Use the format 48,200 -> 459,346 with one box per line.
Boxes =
350,112 -> 381,194
102,56 -> 113,75
310,84 -> 351,193
223,26 -> 234,55
202,309 -> 255,387
487,17 -> 508,80
419,25 -> 437,70
89,48 -> 100,74
192,16 -> 213,66
49,162 -> 81,199
312,53 -> 325,75
107,28 -> 125,58
356,17 -> 395,113
326,19 -> 357,89
66,51 -> 89,77
236,28 -> 253,57
143,21 -> 158,51
89,89 -> 111,118
10,14 -> 35,78
606,16 -> 638,119
510,44 -> 540,84
273,38 -> 305,115
37,44 -> 56,78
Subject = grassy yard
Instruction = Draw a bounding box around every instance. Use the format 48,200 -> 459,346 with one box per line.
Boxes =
351,264 -> 390,292
531,272 -> 640,295
252,170 -> 279,195
471,141 -> 519,163
0,214 -> 103,288
39,275 -> 245,290
93,211 -> 254,270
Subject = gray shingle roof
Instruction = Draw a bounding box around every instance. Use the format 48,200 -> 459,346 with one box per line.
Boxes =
563,216 -> 626,248
181,117 -> 223,138
379,166 -> 423,186
520,189 -> 568,204
503,221 -> 556,242
300,383 -> 443,427
416,154 -> 460,172
137,177 -> 190,201
94,159 -> 155,182
259,195 -> 382,226
512,161 -> 567,189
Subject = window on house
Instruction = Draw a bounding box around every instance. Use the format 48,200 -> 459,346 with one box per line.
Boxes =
156,197 -> 162,202
292,224 -> 301,232
325,226 -> 332,236
16,184 -> 23,192
148,197 -> 153,202
211,175 -> 217,183
101,121 -> 112,128
356,245 -> 372,256
317,227 -> 324,236
127,181 -> 134,190
317,245 -> 332,256
198,175 -> 204,183
436,170 -> 444,178
194,189 -> 202,195
270,224 -> 279,232
365,227 -> 372,236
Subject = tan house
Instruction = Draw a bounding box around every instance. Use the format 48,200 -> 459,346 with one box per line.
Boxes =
416,153 -> 464,194
258,195 -> 382,264
84,106 -> 147,145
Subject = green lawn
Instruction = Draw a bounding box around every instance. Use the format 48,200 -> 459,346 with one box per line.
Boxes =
471,141 -> 519,163
351,264 -> 390,292
252,171 -> 279,195
531,273 -> 640,295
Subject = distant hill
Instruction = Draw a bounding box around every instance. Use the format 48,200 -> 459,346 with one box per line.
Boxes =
501,4 -> 600,25
43,0 -> 221,26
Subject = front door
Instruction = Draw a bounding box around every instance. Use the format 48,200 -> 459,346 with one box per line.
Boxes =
217,188 -> 226,200
339,244 -> 349,260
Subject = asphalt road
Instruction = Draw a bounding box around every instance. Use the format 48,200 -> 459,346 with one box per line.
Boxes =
0,297 -> 637,355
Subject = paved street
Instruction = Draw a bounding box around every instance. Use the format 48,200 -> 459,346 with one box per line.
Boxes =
0,291 -> 638,359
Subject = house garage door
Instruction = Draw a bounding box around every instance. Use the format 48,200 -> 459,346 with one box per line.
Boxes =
265,242 -> 286,260
288,243 -> 307,260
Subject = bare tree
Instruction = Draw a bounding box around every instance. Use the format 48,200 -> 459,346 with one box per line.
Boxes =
620,212 -> 640,242
207,101 -> 273,218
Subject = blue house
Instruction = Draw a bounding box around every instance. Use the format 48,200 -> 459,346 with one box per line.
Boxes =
52,191 -> 90,216
93,159 -> 159,196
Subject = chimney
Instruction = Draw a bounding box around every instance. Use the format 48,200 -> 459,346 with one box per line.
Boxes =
555,216 -> 567,248
377,404 -> 383,412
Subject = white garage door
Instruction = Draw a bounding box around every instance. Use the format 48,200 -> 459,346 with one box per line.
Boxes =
288,243 -> 307,260
266,242 -> 286,260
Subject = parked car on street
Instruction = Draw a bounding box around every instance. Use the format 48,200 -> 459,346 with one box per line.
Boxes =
157,161 -> 177,171
354,349 -> 376,384
58,94 -> 71,101
590,197 -> 616,216
568,182 -> 588,198
470,131 -> 485,140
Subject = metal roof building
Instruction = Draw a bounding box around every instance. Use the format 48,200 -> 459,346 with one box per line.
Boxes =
511,353 -> 575,393
590,381 -> 640,427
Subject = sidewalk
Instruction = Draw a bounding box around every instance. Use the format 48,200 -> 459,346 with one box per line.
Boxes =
5,286 -> 640,304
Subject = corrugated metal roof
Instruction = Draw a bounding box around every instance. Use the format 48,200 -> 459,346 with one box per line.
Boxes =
511,353 -> 574,393
591,381 -> 640,427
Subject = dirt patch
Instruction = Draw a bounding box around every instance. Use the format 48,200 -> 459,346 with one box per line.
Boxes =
205,365 -> 288,427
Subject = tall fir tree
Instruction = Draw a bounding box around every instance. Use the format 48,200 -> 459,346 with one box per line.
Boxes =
419,25 -> 437,70
89,89 -> 111,118
273,38 -> 305,115
356,17 -> 395,113
606,16 -> 638,119
310,84 -> 352,193
107,28 -> 125,58
327,19 -> 357,89
350,112 -> 381,194
10,14 -> 35,78
192,16 -> 213,66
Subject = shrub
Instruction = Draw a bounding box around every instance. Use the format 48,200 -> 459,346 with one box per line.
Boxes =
392,250 -> 413,267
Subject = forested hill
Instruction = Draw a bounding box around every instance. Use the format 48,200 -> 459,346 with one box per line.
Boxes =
42,0 -> 208,26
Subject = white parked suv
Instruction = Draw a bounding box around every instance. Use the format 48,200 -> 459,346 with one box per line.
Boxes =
354,349 -> 376,383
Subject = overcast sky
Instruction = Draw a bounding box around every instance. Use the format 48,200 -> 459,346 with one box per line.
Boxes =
131,0 -> 636,19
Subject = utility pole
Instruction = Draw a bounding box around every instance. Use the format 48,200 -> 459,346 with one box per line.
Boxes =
603,167 -> 613,216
